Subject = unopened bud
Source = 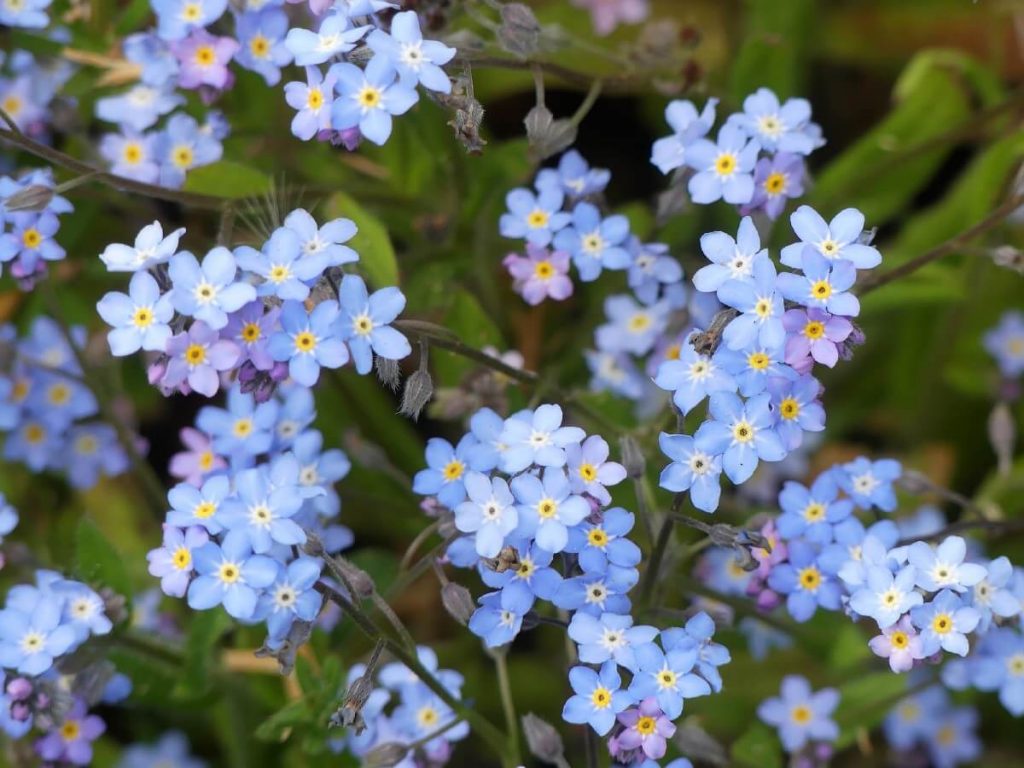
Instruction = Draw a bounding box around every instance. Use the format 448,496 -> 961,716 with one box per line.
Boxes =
334,557 -> 376,598
363,742 -> 409,767
3,184 -> 54,213
524,105 -> 577,160
498,3 -> 540,57
991,245 -> 1024,275
989,401 -> 1016,476
619,435 -> 645,479
895,469 -> 933,495
440,582 -> 475,625
375,356 -> 401,391
521,712 -> 567,766
399,365 -> 433,421
674,721 -> 728,766
6,678 -> 32,701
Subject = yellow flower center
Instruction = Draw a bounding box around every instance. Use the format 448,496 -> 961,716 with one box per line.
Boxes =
268,264 -> 291,283
779,397 -> 800,421
578,462 -> 597,482
590,686 -> 612,709
819,239 -> 839,258
790,705 -> 812,725
24,423 -> 45,444
75,435 -> 98,455
232,418 -> 253,437
185,343 -> 206,365
802,502 -> 825,522
754,298 -> 772,318
664,343 -> 681,361
353,314 -> 374,336
122,142 -> 143,165
1007,653 -> 1024,676
249,34 -> 270,58
194,46 -> 215,66
803,320 -> 825,339
936,725 -> 956,746
537,498 -> 558,519
60,720 -> 81,741
890,631 -> 908,649
932,613 -> 953,635
198,451 -> 215,471
172,546 -> 192,570
307,88 -> 324,110
48,383 -> 70,405
714,152 -> 737,176
747,352 -> 770,370
657,669 -> 677,689
1,95 -> 21,115
22,228 -> 42,249
587,528 -> 609,548
218,563 -> 240,584
193,501 -> 216,519
732,420 -> 755,443
442,459 -> 464,481
132,307 -> 154,328
636,715 -> 657,735
810,279 -> 832,300
798,566 -> 821,591
516,558 -> 535,578
628,313 -> 651,332
172,145 -> 194,169
526,209 -> 549,229
181,1 -> 201,20
764,172 -> 787,194
357,86 -> 382,108
294,331 -> 317,352
416,705 -> 439,729
533,260 -> 554,279
241,322 -> 261,342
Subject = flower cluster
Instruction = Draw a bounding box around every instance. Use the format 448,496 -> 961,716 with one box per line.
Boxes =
284,9 -> 455,146
651,88 -> 824,219
332,646 -> 470,765
0,170 -> 73,289
0,316 -> 130,489
147,381 -> 354,648
882,682 -> 980,768
655,207 -> 879,513
413,403 -> 728,765
0,50 -> 74,139
96,211 -> 410,399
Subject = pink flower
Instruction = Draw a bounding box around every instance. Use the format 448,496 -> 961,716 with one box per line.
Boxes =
783,308 -> 853,369
869,615 -> 925,673
503,244 -> 573,306
571,0 -> 650,36
172,30 -> 239,90
169,427 -> 227,486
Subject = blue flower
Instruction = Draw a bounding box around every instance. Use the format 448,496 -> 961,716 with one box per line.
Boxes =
116,732 -> 206,768
565,435 -> 627,506
595,296 -> 670,356
96,271 -> 174,356
848,564 -> 923,629
536,149 -> 611,198
147,525 -> 209,597
970,557 -> 1021,631
568,612 -> 658,672
499,187 -> 571,247
767,539 -> 842,622
0,589 -> 76,676
96,84 -> 183,132
123,32 -> 179,86
0,0 -> 51,27
99,220 -> 185,272
553,568 -> 634,616
479,543 -> 562,602
454,472 -> 518,558
685,124 -> 759,205
511,467 -> 590,553
169,246 -> 256,330
757,675 -> 839,752
55,581 -> 113,642
283,208 -> 359,267
553,202 -> 632,282
0,212 -> 65,275
187,529 -> 279,619
499,404 -> 585,473
100,130 -> 159,183
715,342 -> 792,397
151,0 -> 227,40
236,226 -> 328,301
335,274 -> 411,374
284,10 -> 369,66
650,98 -> 717,174
234,9 -> 292,86
768,374 -> 825,451
971,627 -> 1024,716
219,461 -> 307,553
692,217 -> 767,296
661,612 -> 731,693
65,424 -> 128,489
626,241 -> 684,305
729,88 -> 819,155
780,206 -> 882,271
777,250 -> 860,316
366,11 -> 455,92
628,640 -> 710,719
658,432 -> 723,513
268,300 -> 350,386
412,435 -> 484,508
562,662 -> 632,735
156,113 -> 223,188
196,385 -> 278,460
565,507 -> 641,574
836,456 -> 901,511
907,536 -> 987,593
922,705 -> 981,768
910,589 -> 980,657
775,470 -> 852,543
256,556 -> 322,641
468,588 -> 533,648
983,310 -> 1024,378
284,67 -> 337,140
330,56 -> 420,146
696,392 -> 786,484
0,493 -> 18,545
167,474 -> 231,534
716,258 -> 785,351
653,336 -> 737,415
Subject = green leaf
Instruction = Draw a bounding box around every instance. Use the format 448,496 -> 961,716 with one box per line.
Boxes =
255,699 -> 310,742
183,161 -> 271,199
324,192 -> 400,288
74,518 -> 132,598
731,721 -> 783,768
432,290 -> 505,386
730,0 -> 815,100
176,610 -> 231,699
834,672 -> 908,748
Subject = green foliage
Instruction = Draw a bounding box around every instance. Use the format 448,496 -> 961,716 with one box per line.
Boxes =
74,517 -> 132,599
325,191 -> 400,288
183,161 -> 272,198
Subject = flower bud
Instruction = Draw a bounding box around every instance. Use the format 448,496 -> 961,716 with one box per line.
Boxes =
524,105 -> 577,161
399,367 -> 434,420
521,712 -> 567,766
989,401 -> 1016,476
3,184 -> 54,213
375,356 -> 401,391
334,557 -> 376,599
6,678 -> 32,701
991,245 -> 1024,275
619,435 -> 645,479
363,742 -> 409,767
498,3 -> 540,57
440,582 -> 475,625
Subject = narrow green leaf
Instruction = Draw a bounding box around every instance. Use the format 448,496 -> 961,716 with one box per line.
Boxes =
74,518 -> 132,598
183,161 -> 272,199
324,192 -> 400,288
731,721 -> 783,768
176,610 -> 231,699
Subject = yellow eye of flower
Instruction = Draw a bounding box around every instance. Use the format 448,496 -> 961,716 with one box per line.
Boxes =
628,313 -> 651,332
798,566 -> 821,591
356,86 -> 382,108
172,546 -> 192,570
764,171 -> 787,194
181,1 -> 202,20
172,145 -> 194,169
533,260 -> 554,279
132,307 -> 154,328
537,498 -> 558,519
932,613 -> 953,635
442,459 -> 464,481
48,383 -> 70,405
294,331 -> 317,352
578,462 -> 597,482
819,239 -> 839,258
75,435 -> 98,455
754,298 -> 773,318
194,46 -> 215,66
416,706 -> 439,728
790,705 -> 812,725
21,228 -> 42,249
232,418 -> 253,437
636,715 -> 657,735
241,322 -> 261,342
714,152 -> 737,176
185,344 -> 206,365
353,314 -> 374,336
193,501 -> 216,519
249,34 -> 270,57
732,420 -> 755,443
268,264 -> 291,283
802,502 -> 825,521
803,320 -> 825,339
810,279 -> 832,300
890,631 -> 908,649
747,352 -> 770,371
307,88 -> 324,110
526,209 -> 549,229
60,720 -> 81,742
664,343 -> 681,361
779,397 -> 800,420
218,563 -> 240,583
587,527 -> 608,548
1,95 -> 22,115
24,423 -> 46,444
590,686 -> 612,709
198,451 -> 215,471
122,142 -> 143,165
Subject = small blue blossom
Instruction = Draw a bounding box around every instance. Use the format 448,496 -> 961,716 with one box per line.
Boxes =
236,227 -> 327,301
499,404 -> 585,473
777,250 -> 860,317
757,675 -> 839,752
283,208 -> 359,267
479,542 -> 563,602
96,271 -> 174,356
776,471 -> 852,544
366,11 -> 456,92
653,336 -> 737,415
627,241 -> 684,305
284,67 -> 336,140
218,461 -> 307,553
196,385 -> 279,460
167,474 -> 231,534
767,539 -> 842,622
511,467 -> 590,553
147,525 -> 208,598
234,9 -> 292,86
768,374 -> 825,451
536,149 -> 611,198
780,205 -> 882,271
715,342 -> 792,397
685,124 -> 759,205
169,247 -> 255,330
696,392 -> 786,484
658,432 -> 724,513
256,556 -> 322,641
0,0 -> 51,28
650,98 -> 717,174
187,529 -> 279,619
717,258 -> 785,351
100,130 -> 159,183
96,84 -> 183,132
910,589 -> 980,657
330,56 -> 420,146
499,187 -> 571,247
335,274 -> 411,374
454,472 -> 518,558
413,435 -> 485,508
553,202 -> 632,282
151,0 -> 227,40
595,295 -> 670,356
728,88 -> 819,154
156,113 -> 223,188
562,662 -> 632,735
565,435 -> 627,506
568,612 -> 658,672
836,456 -> 901,512
661,612 -> 731,693
468,588 -> 533,648
284,11 -> 368,66
269,300 -> 350,386
970,557 -> 1021,631
970,627 -> 1024,715
628,640 -> 710,719
0,589 -> 76,676
553,567 -> 635,616
848,564 -> 923,629
907,536 -> 987,593
99,220 -> 185,272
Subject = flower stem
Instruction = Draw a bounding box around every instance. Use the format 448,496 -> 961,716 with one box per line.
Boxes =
490,648 -> 523,765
